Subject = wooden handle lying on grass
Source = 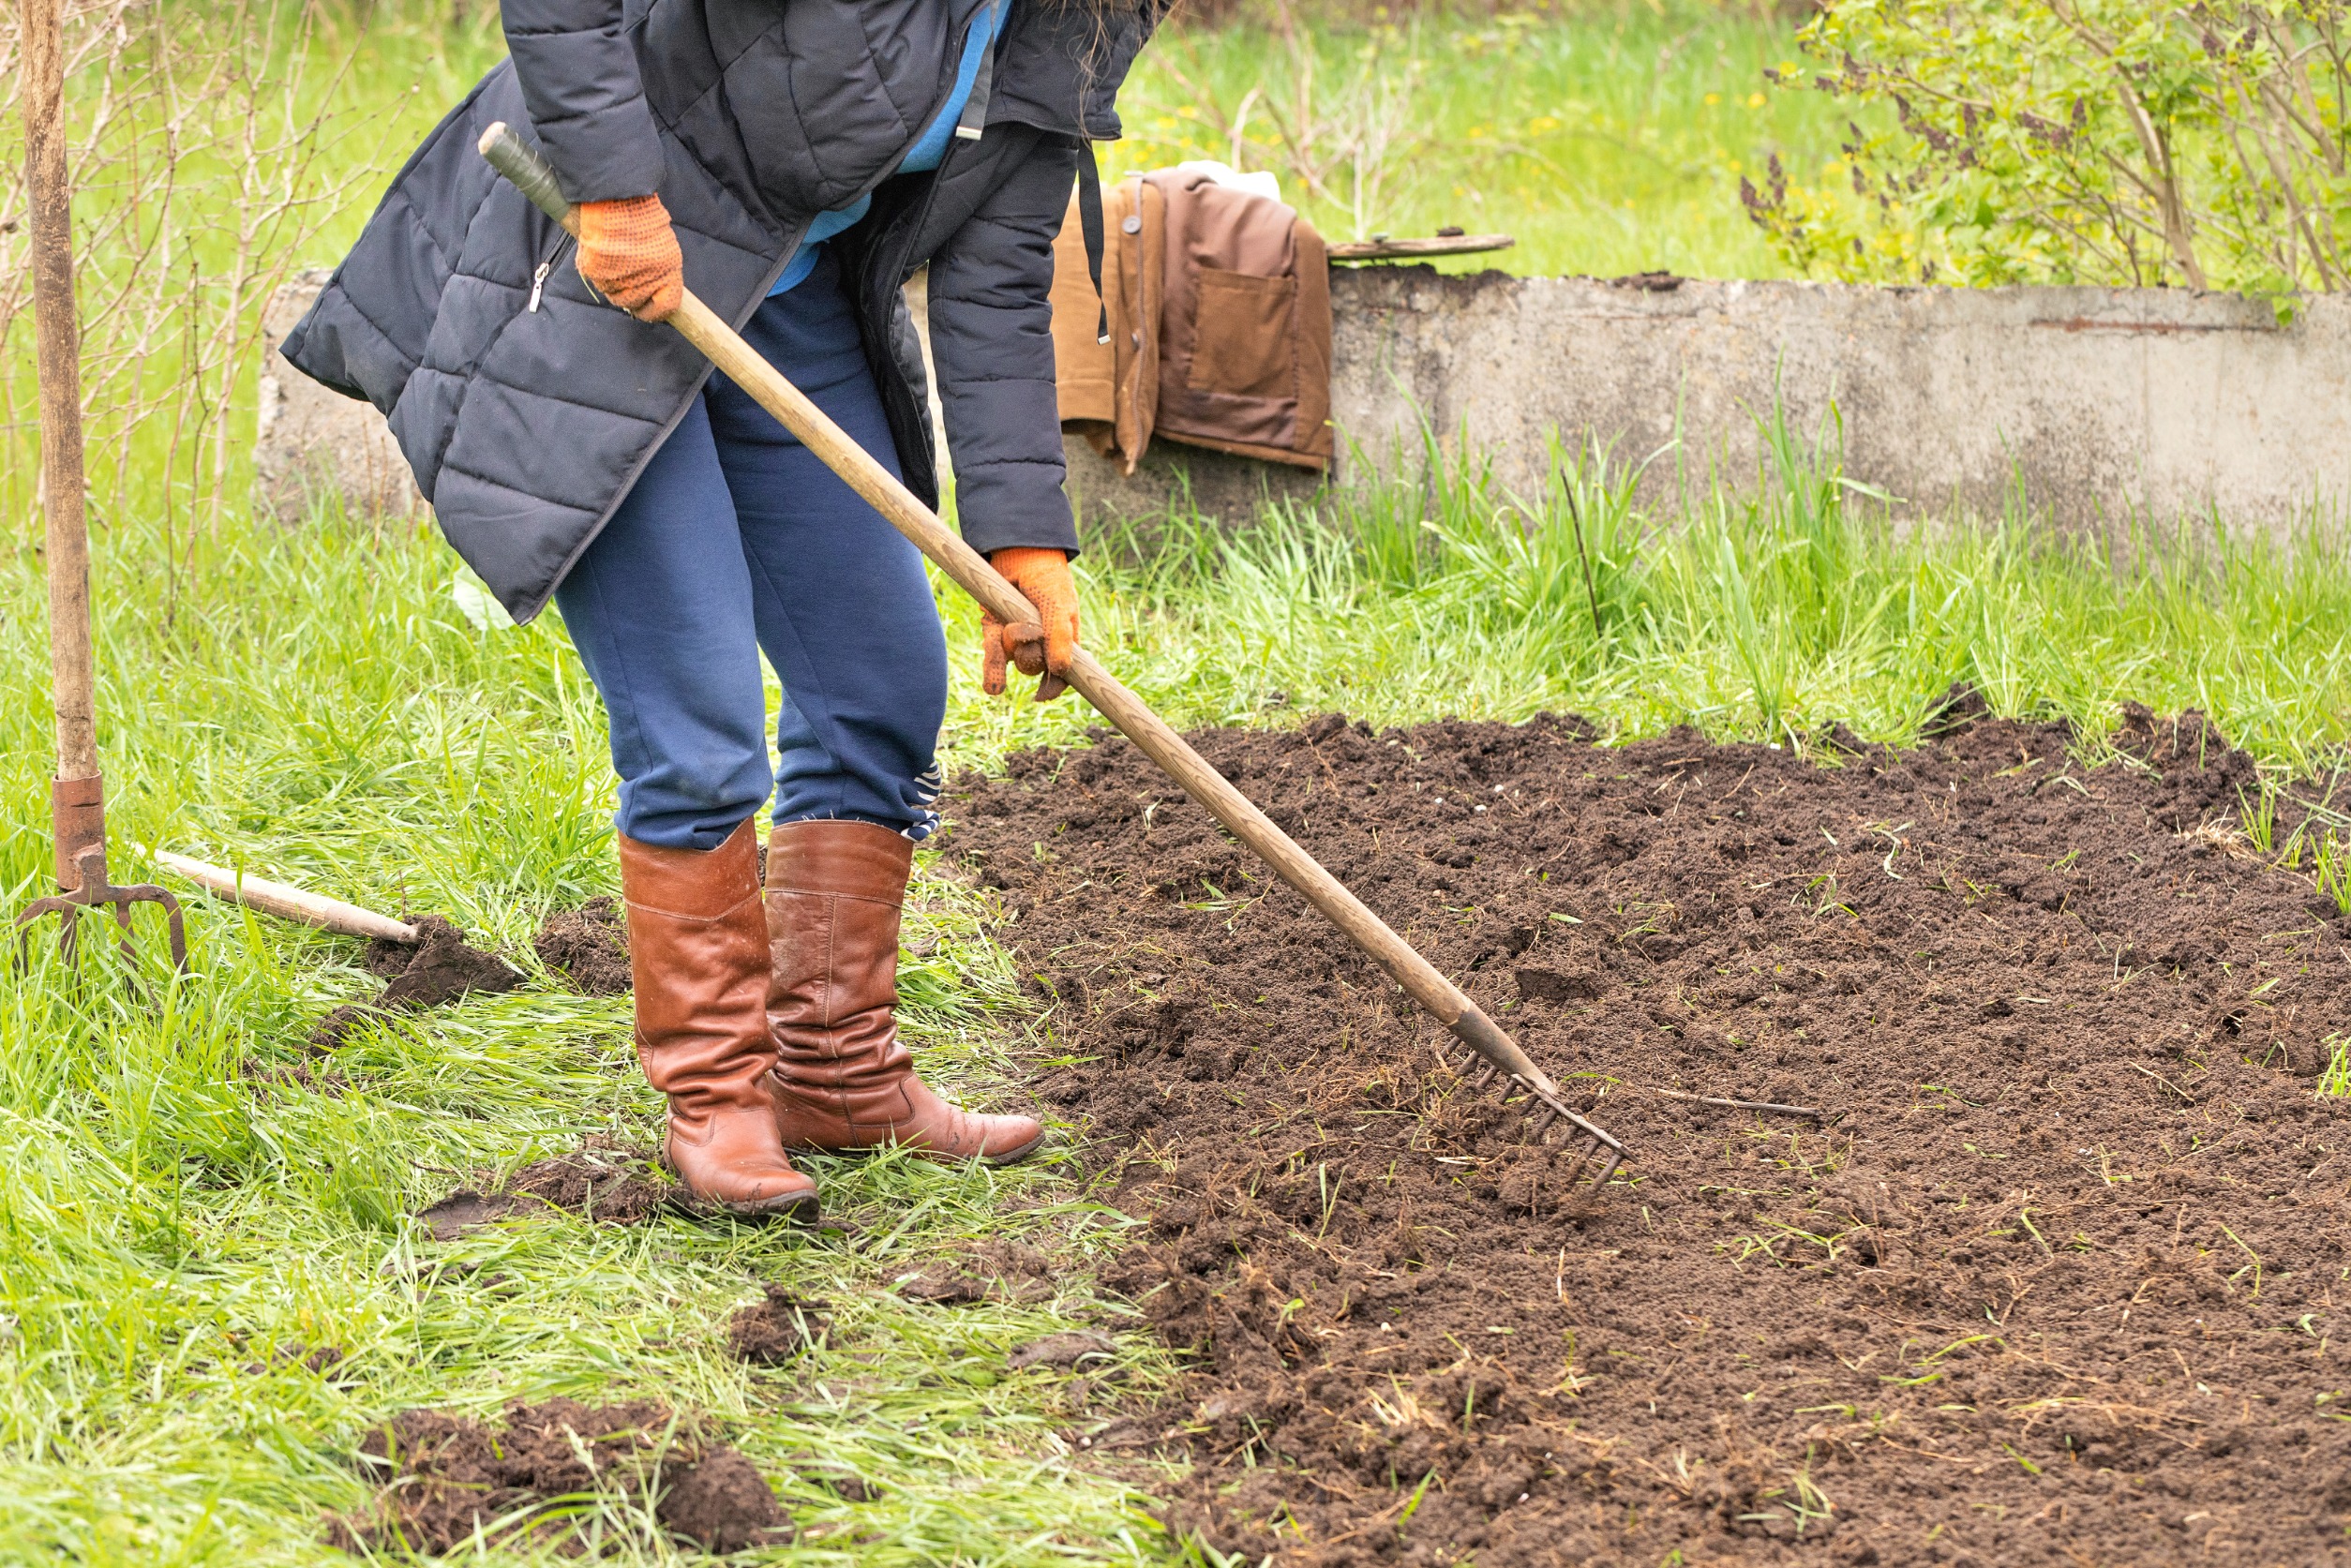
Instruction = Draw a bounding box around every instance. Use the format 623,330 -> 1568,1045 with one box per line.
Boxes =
476,124 -> 1586,1122
148,848 -> 420,944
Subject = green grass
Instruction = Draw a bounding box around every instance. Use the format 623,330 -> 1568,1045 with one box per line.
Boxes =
1008,415 -> 2351,780
315,0 -> 1851,282
0,519 -> 1178,1565
1116,1 -> 1855,278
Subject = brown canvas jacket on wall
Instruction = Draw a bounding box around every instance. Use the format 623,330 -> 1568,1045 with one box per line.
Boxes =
1051,167 -> 1332,473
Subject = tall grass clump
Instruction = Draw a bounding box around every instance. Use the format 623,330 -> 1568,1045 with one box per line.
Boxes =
1042,410 -> 2351,780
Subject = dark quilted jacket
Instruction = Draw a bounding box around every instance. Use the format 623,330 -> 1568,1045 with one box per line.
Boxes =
281,0 -> 1158,622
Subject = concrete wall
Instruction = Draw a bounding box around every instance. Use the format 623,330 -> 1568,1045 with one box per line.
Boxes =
1074,268 -> 2351,533
258,267 -> 2351,533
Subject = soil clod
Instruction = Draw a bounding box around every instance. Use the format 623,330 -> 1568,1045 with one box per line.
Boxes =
656,1443 -> 795,1554
314,915 -> 523,1048
378,915 -> 525,1008
534,896 -> 632,995
726,1286 -> 831,1364
503,1141 -> 672,1224
328,1398 -> 786,1557
897,1264 -> 990,1305
951,709 -> 2351,1566
1005,1331 -> 1116,1373
413,1141 -> 673,1238
412,1188 -> 519,1241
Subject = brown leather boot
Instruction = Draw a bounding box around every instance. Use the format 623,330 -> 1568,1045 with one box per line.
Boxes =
620,818 -> 818,1219
764,819 -> 1045,1164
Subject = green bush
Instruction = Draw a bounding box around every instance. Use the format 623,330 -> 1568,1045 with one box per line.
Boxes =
1745,1 -> 2351,299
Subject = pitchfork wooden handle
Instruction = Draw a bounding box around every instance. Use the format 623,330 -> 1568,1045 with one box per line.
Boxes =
477,123 -> 1621,1180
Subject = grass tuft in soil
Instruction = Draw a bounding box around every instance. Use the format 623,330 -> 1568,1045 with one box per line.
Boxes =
414,1140 -> 675,1239
951,708 -> 2351,1566
726,1286 -> 832,1366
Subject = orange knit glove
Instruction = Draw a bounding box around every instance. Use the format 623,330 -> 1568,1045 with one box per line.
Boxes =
983,547 -> 1080,702
576,194 -> 684,321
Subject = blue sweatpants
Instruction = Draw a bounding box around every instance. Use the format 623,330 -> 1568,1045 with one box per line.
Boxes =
554,250 -> 949,852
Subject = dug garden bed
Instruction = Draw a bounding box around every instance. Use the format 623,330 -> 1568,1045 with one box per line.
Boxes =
947,704 -> 2351,1567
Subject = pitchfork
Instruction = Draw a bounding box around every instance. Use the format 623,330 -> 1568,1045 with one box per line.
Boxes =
11,0 -> 186,975
478,123 -> 1621,1189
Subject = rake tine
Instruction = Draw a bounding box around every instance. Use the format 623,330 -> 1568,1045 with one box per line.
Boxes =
1521,1084 -> 1625,1191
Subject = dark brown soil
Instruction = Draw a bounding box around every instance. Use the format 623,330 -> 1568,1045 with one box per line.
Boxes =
378,915 -> 525,1008
726,1286 -> 831,1364
328,1397 -> 789,1556
535,896 -> 633,995
946,708 -> 2351,1567
313,915 -> 523,1048
414,1140 -> 674,1239
658,1444 -> 796,1553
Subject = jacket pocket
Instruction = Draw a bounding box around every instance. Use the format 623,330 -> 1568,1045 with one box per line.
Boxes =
1187,268 -> 1295,399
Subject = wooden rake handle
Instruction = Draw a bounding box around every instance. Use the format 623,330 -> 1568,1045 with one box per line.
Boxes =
477,123 -> 1608,1155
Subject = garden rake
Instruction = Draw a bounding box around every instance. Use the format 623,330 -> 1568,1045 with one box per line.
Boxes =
11,0 -> 187,975
478,123 -> 1622,1190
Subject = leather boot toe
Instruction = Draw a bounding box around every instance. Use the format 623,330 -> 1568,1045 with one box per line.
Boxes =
666,1105 -> 819,1217
884,1080 -> 1046,1165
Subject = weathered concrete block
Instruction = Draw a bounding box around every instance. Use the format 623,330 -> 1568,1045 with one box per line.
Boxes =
1062,434 -> 1320,540
254,269 -> 424,524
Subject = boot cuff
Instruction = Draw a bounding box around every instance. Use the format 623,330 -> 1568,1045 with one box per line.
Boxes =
767,818 -> 914,903
619,816 -> 762,919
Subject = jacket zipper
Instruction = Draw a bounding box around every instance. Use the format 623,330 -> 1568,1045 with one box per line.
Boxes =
886,5 -> 988,284
531,233 -> 575,312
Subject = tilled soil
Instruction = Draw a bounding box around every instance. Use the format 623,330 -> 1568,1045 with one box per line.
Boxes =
946,707 -> 2351,1567
328,1397 -> 789,1555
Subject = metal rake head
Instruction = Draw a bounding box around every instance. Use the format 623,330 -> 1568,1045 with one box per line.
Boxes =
1449,1047 -> 1625,1190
